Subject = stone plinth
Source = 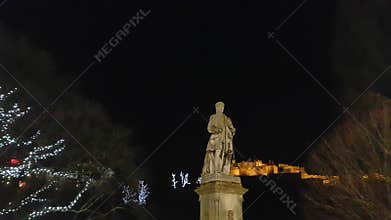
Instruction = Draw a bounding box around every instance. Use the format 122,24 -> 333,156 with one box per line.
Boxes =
195,174 -> 248,220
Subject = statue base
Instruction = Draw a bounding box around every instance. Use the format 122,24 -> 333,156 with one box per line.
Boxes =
195,174 -> 248,220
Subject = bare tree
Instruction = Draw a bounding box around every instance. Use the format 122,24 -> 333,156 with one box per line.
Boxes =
303,92 -> 391,220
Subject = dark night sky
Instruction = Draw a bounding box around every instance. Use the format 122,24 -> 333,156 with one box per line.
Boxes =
1,1 -> 338,219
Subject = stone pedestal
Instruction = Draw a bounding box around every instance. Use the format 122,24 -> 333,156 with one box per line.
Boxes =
195,174 -> 248,220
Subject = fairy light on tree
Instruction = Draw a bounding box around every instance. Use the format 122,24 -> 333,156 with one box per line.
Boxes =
0,87 -> 94,219
121,180 -> 150,205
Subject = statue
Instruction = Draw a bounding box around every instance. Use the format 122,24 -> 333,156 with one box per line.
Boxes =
196,102 -> 247,220
202,101 -> 236,175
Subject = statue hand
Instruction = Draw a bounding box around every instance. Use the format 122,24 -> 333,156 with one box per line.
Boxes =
213,128 -> 223,133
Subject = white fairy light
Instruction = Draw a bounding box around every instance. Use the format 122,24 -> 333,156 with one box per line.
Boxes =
170,173 -> 202,188
180,172 -> 191,188
0,87 -> 95,219
122,185 -> 136,204
171,173 -> 178,189
122,180 -> 150,205
136,180 -> 150,205
196,177 -> 202,185
27,179 -> 94,220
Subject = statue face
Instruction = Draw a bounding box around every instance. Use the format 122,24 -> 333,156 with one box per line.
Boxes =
216,105 -> 224,113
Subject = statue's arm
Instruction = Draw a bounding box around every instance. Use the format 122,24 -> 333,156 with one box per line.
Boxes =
227,117 -> 236,135
207,115 -> 220,133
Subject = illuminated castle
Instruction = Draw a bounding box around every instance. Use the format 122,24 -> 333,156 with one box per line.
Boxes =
229,160 -> 389,185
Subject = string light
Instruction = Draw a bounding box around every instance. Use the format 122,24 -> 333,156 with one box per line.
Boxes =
171,173 -> 178,189
122,185 -> 136,204
171,171 -> 199,189
27,179 -> 94,220
122,180 -> 150,205
0,87 -> 94,219
0,87 -> 149,219
136,180 -> 150,205
179,172 -> 191,188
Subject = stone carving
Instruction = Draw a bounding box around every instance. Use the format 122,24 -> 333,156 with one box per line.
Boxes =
202,102 -> 236,175
228,210 -> 234,220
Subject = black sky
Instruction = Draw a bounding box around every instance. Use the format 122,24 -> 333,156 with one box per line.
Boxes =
1,1 -> 338,219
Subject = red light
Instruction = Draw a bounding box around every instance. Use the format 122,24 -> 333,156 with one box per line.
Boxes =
18,181 -> 26,188
10,159 -> 20,165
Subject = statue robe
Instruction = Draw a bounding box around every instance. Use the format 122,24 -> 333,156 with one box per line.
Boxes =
202,113 -> 236,175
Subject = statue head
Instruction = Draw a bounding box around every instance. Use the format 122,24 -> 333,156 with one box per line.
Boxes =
215,101 -> 225,113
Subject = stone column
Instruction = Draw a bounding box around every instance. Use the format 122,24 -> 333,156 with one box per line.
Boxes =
195,174 -> 248,220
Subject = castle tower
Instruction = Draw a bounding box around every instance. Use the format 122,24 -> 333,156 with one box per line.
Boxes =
195,174 -> 248,220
